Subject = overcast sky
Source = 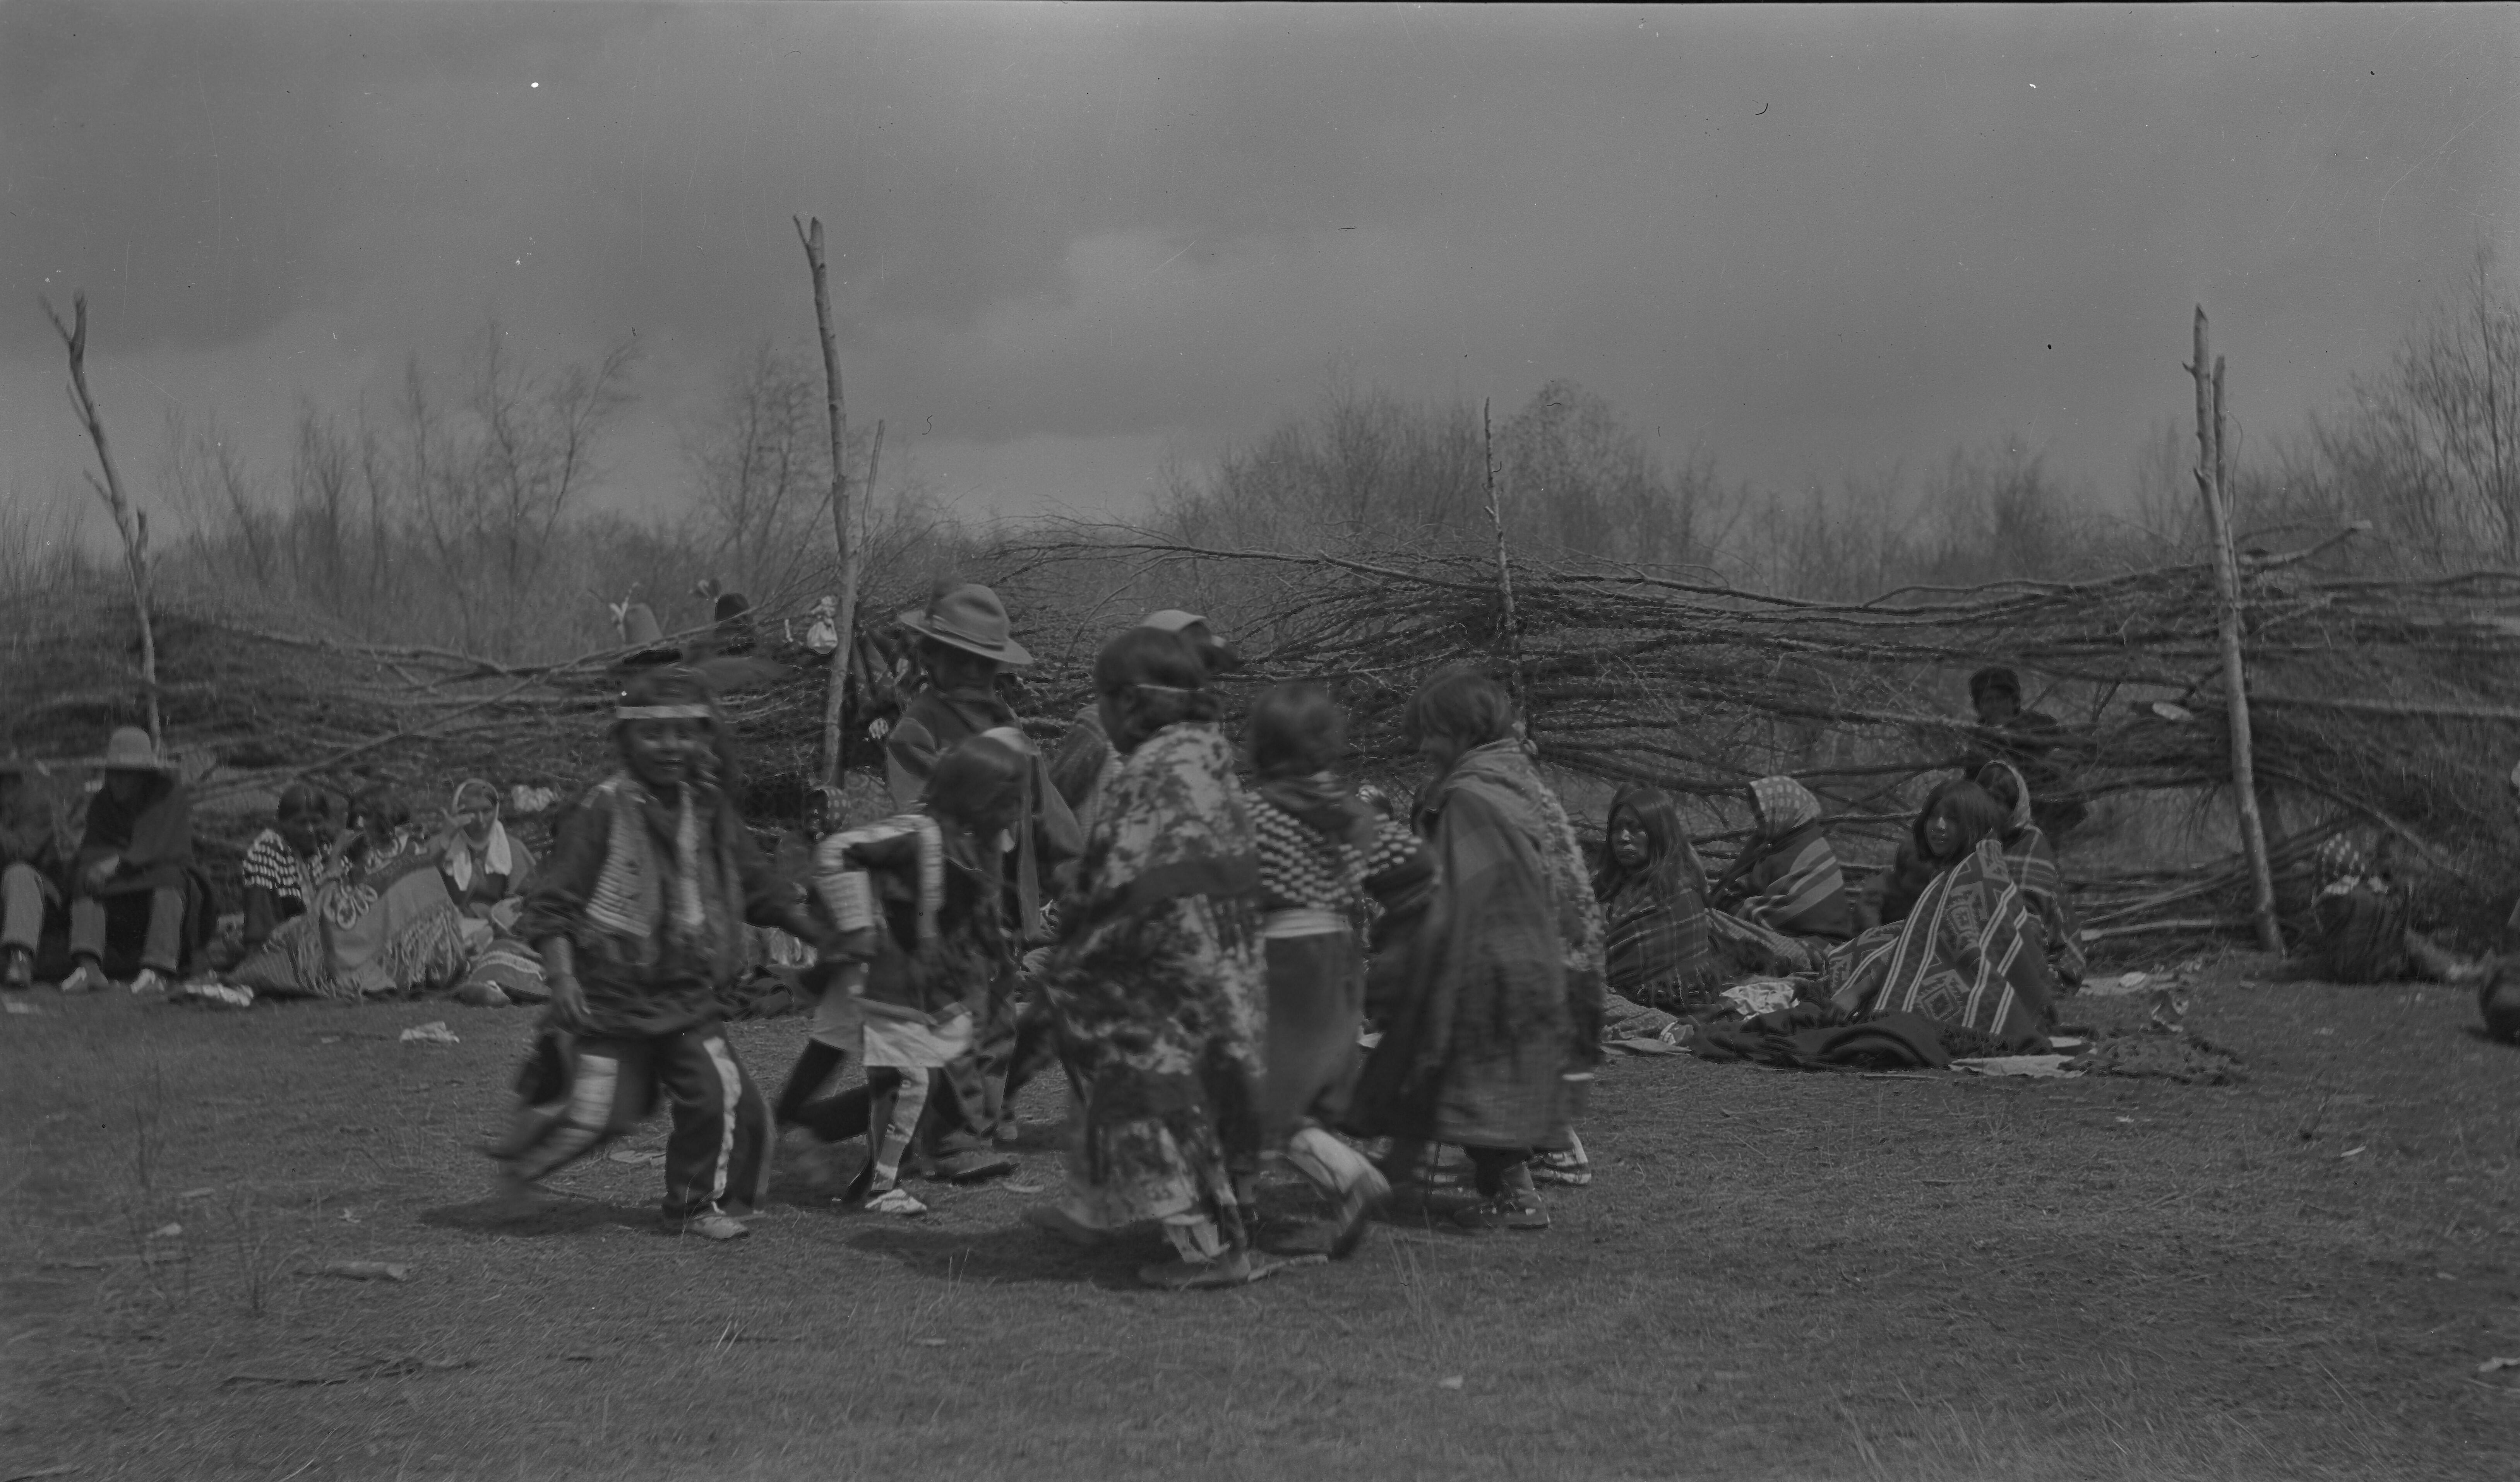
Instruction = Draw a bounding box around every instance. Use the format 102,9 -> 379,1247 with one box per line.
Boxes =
2,2 -> 2513,532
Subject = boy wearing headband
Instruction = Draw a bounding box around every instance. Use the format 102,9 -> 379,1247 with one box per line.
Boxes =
492,667 -> 834,1241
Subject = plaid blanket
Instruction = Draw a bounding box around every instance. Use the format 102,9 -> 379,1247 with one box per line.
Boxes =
1600,876 -> 1716,1010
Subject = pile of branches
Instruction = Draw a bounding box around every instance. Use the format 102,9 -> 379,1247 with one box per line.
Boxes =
9,525 -> 2518,946
972,529 -> 2520,945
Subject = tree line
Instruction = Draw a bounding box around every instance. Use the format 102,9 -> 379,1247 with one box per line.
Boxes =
9,253 -> 2513,652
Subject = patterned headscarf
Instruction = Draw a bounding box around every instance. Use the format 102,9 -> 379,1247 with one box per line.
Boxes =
1750,776 -> 1823,838
1975,762 -> 2035,836
2315,835 -> 2376,898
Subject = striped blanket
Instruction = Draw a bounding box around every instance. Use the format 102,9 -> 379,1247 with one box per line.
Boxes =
1824,840 -> 2052,1048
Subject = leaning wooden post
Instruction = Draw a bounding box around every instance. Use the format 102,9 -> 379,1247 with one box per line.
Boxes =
43,293 -> 162,746
1483,398 -> 1528,723
2191,307 -> 2283,953
795,216 -> 861,798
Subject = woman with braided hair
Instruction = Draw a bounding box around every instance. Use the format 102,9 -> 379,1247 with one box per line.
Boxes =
490,667 -> 835,1241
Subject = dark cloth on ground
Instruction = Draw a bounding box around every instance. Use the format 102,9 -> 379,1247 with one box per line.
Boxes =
1691,1005 -> 1956,1070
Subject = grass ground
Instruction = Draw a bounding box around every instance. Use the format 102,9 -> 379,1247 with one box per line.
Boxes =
3,956 -> 2516,1481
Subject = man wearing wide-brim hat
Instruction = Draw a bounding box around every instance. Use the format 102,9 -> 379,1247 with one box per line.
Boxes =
61,727 -> 197,994
861,582 -> 1079,1181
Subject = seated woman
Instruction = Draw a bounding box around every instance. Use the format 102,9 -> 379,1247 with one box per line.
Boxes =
435,779 -> 536,924
230,786 -> 481,1001
1875,780 -> 1965,930
1824,781 -> 2053,1050
2289,835 -> 2470,987
1707,775 -> 1854,978
1975,762 -> 2087,989
241,784 -> 332,953
1593,785 -> 1718,1014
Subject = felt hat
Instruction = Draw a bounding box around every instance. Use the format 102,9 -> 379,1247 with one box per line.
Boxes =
616,602 -> 683,668
896,584 -> 1031,667
1139,609 -> 1208,634
100,726 -> 171,774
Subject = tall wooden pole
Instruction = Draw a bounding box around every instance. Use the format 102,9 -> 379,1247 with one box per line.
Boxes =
795,216 -> 860,797
1483,398 -> 1528,723
44,293 -> 161,746
2192,307 -> 2283,952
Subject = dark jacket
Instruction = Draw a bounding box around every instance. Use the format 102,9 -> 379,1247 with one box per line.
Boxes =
883,685 -> 1083,941
521,777 -> 798,1038
76,777 -> 193,897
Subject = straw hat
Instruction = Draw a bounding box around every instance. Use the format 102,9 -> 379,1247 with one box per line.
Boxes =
896,584 -> 1031,667
100,726 -> 172,774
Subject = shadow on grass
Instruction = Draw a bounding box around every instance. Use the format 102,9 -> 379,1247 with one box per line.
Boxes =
417,1193 -> 649,1238
842,1217 -> 1158,1290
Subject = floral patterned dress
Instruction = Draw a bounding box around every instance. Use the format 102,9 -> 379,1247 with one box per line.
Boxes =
1039,722 -> 1266,1237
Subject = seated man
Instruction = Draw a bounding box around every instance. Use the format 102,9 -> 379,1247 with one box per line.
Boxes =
64,727 -> 196,994
2,758 -> 63,991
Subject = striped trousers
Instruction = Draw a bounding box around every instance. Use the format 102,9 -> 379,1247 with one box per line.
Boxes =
501,1022 -> 772,1220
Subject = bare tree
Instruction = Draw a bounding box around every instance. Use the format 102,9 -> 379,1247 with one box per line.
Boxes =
2312,248 -> 2520,565
42,293 -> 163,742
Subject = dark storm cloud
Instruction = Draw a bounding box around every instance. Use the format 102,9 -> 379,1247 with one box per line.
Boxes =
0,2 -> 2511,518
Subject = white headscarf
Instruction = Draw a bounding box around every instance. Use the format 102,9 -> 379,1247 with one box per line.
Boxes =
445,779 -> 513,893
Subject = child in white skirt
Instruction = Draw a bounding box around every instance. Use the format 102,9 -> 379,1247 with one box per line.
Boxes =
815,733 -> 1031,1215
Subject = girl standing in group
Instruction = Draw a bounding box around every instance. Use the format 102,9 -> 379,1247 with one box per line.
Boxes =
1242,682 -> 1427,1256
1350,667 -> 1604,1232
1027,628 -> 1271,1290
